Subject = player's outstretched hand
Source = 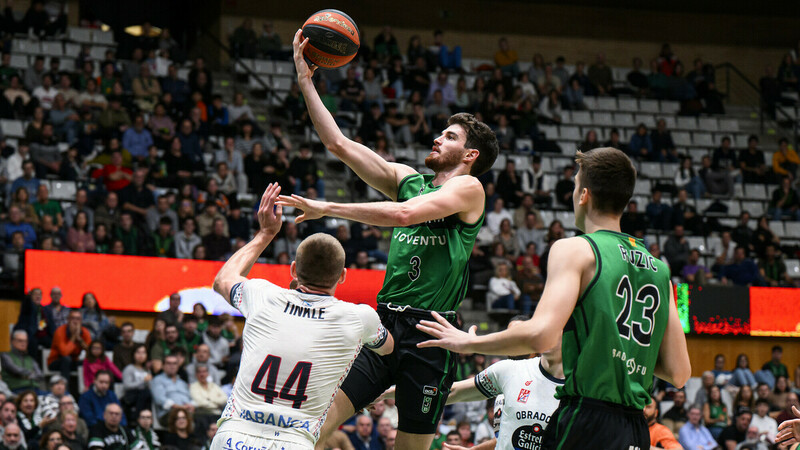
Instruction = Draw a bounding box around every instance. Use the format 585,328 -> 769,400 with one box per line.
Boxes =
292,29 -> 317,83
277,194 -> 326,224
777,405 -> 800,446
257,183 -> 283,235
417,311 -> 477,353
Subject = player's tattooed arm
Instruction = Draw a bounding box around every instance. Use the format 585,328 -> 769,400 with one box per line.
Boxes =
213,183 -> 283,306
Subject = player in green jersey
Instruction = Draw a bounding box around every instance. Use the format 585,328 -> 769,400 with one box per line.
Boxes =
282,32 -> 499,450
417,147 -> 690,449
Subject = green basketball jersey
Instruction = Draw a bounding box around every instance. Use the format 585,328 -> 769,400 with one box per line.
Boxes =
556,230 -> 670,410
377,173 -> 483,312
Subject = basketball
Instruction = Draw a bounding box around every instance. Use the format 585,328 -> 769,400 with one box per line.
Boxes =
301,9 -> 360,69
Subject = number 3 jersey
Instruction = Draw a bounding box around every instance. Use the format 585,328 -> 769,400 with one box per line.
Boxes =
558,230 -> 670,410
475,357 -> 564,450
219,279 -> 388,446
378,173 -> 483,312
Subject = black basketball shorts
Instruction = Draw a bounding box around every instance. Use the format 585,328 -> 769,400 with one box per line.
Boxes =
541,396 -> 650,450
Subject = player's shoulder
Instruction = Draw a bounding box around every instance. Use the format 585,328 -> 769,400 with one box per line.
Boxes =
549,236 -> 594,264
443,174 -> 483,192
239,278 -> 282,294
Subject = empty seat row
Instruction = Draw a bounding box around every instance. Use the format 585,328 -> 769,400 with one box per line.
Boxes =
66,27 -> 115,45
561,110 -> 739,133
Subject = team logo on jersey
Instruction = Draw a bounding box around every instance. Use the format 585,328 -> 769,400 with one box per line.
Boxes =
512,423 -> 544,450
423,386 -> 438,396
422,396 -> 432,413
629,237 -> 637,247
525,380 -> 532,386
517,388 -> 530,403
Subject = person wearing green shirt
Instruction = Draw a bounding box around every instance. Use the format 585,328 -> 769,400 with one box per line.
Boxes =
417,147 -> 691,449
280,31 -> 499,450
762,345 -> 790,380
33,184 -> 63,228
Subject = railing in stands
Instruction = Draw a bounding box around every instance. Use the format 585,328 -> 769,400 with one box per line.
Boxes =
195,27 -> 279,104
715,62 -> 799,149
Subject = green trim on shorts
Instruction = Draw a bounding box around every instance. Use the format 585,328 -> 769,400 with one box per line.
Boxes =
431,350 -> 452,423
556,398 -> 583,450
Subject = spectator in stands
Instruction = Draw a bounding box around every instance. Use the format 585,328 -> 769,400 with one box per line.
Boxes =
175,217 -> 201,259
87,403 -> 134,449
554,165 -> 575,209
760,65 -> 781,119
579,130 -> 601,152
719,407 -> 751,449
628,123 -> 652,160
202,218 -> 231,261
99,150 -> 133,193
10,159 -> 40,203
772,138 -> 800,182
230,18 -> 257,58
588,52 -> 613,95
79,293 -> 111,341
650,119 -> 677,162
759,243 -> 797,287
160,65 -> 190,110
563,78 -> 586,111
538,89 -> 562,124
150,354 -> 194,423
661,389 -> 688,435
762,345 -> 789,380
678,405 -> 717,450
111,323 -> 135,370
98,96 -> 132,138
494,219 -> 520,257
644,396 -> 680,450
672,189 -> 705,234
77,78 -> 107,111
79,370 -> 124,427
0,422 -> 23,450
94,192 -> 120,233
645,190 -> 672,231
121,115 -> 153,161
619,201 -> 648,238
176,119 -> 204,171
663,224 -> 690,275
731,354 -> 758,389
15,390 -> 43,445
131,64 -> 161,114
66,210 -> 95,253
41,288 -> 68,332
485,197 -> 513,236
32,184 -> 62,227
494,37 -> 519,77
161,407 -> 200,449
625,57 -> 649,95
144,194 -> 178,234
62,189 -> 93,233
739,135 -> 767,184
1,330 -> 43,393
119,169 -> 155,224
46,309 -> 90,382
5,205 -> 37,250
121,344 -> 152,424
189,363 -> 226,418
748,399 -> 777,445
5,75 -> 32,116
131,409 -> 159,450
600,128 -> 626,155
681,249 -> 710,285
83,340 -> 122,391
201,317 -> 229,369
32,74 -> 58,111
569,61 -> 595,96
769,176 -> 800,220
770,376 -> 791,412
674,155 -> 705,199
31,123 -> 62,177
186,344 -> 222,385
720,246 -> 760,286
150,324 -> 181,373
703,384 -> 729,440
487,264 -> 530,314
752,215 -> 779,259
348,413 -> 383,450
731,212 -> 754,254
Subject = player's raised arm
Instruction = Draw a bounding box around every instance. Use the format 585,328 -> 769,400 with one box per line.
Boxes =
213,183 -> 283,305
292,30 -> 415,200
653,282 -> 691,388
278,174 -> 484,227
416,238 -> 587,355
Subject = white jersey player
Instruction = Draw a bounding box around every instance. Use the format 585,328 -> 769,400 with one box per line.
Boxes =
211,183 -> 394,450
443,321 -> 563,450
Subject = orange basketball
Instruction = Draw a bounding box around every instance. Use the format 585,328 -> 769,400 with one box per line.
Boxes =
301,9 -> 360,69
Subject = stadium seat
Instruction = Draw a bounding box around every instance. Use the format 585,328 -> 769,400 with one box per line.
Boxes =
612,113 -> 635,128
634,114 -> 656,128
540,156 -> 555,172
0,120 -> 25,138
570,110 -> 592,126
744,184 -> 768,201
515,139 -> 533,153
92,30 -> 115,45
583,96 -> 598,110
51,181 -> 77,201
687,148 -> 708,162
596,97 -> 618,111
67,27 -> 93,43
393,148 -> 415,162
538,124 -> 558,140
592,111 -> 614,127
769,221 -> 785,238
617,98 -> 638,112
718,118 -> 740,133
633,180 -> 651,196
254,59 -> 274,74
639,162 -> 663,179
89,46 -> 109,61
539,211 -> 555,227
11,39 -> 39,54
726,200 -> 742,217
692,132 -> 714,147
9,54 -> 27,69
660,100 -> 680,114
273,61 -> 295,76
271,76 -> 293,92
786,222 -> 800,237
40,41 -> 63,57
491,154 -> 506,170
740,201 -> 764,217
639,99 -> 660,114
786,259 -> 800,279
559,126 -> 581,141
677,117 -> 698,130
542,174 -> 558,191
686,236 -> 706,253
662,163 -> 679,179
672,132 -> 692,147
235,59 -> 255,74
733,184 -> 745,199
661,116 -> 677,129
698,117 -> 719,132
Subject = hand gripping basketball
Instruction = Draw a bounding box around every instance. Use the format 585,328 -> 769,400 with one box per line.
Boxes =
293,30 -> 317,82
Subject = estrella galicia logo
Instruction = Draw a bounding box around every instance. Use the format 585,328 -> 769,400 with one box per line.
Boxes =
511,423 -> 544,450
423,385 -> 438,396
421,396 -> 432,413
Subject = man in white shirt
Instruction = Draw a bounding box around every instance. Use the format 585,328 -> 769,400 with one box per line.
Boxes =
210,183 -> 394,450
32,74 -> 59,110
750,398 -> 778,444
485,198 -> 513,236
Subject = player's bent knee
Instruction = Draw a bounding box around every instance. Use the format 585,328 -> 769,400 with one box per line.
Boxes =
395,430 -> 435,450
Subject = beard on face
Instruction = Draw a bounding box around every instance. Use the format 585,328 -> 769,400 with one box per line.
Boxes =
425,148 -> 464,172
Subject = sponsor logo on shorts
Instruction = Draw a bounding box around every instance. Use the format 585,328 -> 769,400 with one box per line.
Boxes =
423,385 -> 438,396
422,396 -> 432,413
517,388 -> 530,403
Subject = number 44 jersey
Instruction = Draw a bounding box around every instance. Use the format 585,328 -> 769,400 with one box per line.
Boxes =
558,230 -> 670,411
219,279 -> 388,447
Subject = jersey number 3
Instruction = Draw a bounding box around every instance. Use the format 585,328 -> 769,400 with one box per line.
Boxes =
615,275 -> 660,346
251,355 -> 312,409
408,256 -> 421,281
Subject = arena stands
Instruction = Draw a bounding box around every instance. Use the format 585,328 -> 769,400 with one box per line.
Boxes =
0,4 -> 800,449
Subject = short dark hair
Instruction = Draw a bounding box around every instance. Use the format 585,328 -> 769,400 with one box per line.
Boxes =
575,147 -> 636,215
772,345 -> 782,353
120,321 -> 134,330
755,398 -> 770,407
95,370 -> 112,381
296,233 -> 346,289
446,113 -> 498,176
